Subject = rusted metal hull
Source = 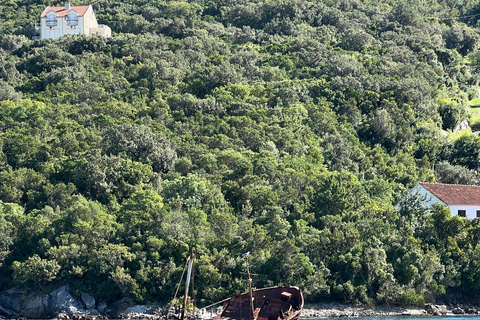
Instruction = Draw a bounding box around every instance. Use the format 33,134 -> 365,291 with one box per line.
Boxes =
216,287 -> 303,320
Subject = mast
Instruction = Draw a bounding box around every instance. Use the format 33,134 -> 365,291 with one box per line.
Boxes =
242,252 -> 255,320
181,252 -> 195,320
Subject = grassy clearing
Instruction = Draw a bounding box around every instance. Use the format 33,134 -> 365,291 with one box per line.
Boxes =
471,113 -> 480,125
448,127 -> 472,141
469,98 -> 480,108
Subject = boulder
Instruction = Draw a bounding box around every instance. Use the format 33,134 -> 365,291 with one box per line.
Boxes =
121,305 -> 148,315
0,286 -> 106,319
21,293 -> 50,319
0,287 -> 23,317
463,306 -> 478,314
0,304 -> 18,318
49,285 -> 86,315
107,297 -> 133,318
425,303 -> 448,316
425,303 -> 436,315
80,293 -> 96,310
452,307 -> 465,314
116,305 -> 166,319
97,302 -> 107,315
453,119 -> 470,132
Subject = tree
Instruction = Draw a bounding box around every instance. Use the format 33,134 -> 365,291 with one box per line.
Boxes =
435,161 -> 480,185
12,255 -> 61,291
312,171 -> 367,222
101,124 -> 177,173
437,100 -> 467,131
450,135 -> 480,169
68,152 -> 153,203
444,25 -> 480,55
0,80 -> 21,102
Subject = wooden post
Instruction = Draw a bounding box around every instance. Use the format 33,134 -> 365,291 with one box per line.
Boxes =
181,252 -> 195,320
245,255 -> 255,320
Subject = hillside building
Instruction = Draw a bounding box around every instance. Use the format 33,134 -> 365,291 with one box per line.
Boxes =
40,2 -> 111,39
410,182 -> 480,219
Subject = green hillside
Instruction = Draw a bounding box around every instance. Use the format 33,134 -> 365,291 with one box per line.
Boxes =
2,0 -> 480,307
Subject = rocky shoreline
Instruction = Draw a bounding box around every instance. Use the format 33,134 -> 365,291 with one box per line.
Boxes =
1,286 -> 479,319
301,303 -> 427,318
301,301 -> 480,318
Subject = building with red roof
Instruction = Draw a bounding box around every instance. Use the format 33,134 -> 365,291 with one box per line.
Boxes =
413,182 -> 480,219
40,2 -> 110,39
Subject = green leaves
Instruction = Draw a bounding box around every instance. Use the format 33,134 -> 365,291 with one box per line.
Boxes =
450,134 -> 480,169
12,255 -> 61,291
101,124 -> 177,173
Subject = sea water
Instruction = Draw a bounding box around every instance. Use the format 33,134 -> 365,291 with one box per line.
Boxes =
304,317 -> 480,320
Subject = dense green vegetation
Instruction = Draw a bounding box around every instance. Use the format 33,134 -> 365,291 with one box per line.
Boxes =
3,0 -> 480,308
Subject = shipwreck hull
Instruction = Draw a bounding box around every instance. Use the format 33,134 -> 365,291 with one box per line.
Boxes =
218,287 -> 303,320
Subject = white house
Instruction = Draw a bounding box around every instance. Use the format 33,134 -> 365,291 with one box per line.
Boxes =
40,2 -> 111,39
410,182 -> 480,219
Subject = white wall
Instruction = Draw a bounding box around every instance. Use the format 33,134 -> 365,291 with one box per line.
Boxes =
415,185 -> 446,208
407,183 -> 480,219
448,205 -> 480,219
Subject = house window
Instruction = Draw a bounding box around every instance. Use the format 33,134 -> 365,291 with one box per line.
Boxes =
54,29 -> 60,38
46,14 -> 57,27
476,210 -> 480,218
75,28 -> 81,35
44,29 -> 50,38
458,210 -> 467,217
67,14 -> 78,26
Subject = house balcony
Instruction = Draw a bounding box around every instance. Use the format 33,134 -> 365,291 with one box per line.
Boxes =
67,19 -> 78,26
46,20 -> 57,27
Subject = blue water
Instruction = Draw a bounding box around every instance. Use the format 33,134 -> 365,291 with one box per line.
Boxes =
306,317 -> 480,320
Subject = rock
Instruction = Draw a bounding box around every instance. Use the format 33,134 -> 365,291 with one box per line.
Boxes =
57,312 -> 71,320
0,304 -> 18,318
425,304 -> 447,316
121,305 -> 148,315
80,293 -> 96,310
107,297 -> 133,318
0,287 -> 23,316
0,288 -> 24,318
425,303 -> 438,315
21,293 -> 50,319
97,302 -> 107,315
464,306 -> 476,314
438,305 -> 448,315
425,303 -> 448,316
452,307 -> 465,314
454,119 -> 470,132
49,285 -> 86,315
117,305 -> 165,318
0,286 -> 106,319
147,306 -> 164,315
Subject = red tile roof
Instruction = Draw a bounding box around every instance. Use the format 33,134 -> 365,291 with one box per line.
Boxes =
41,5 -> 90,17
420,182 -> 480,204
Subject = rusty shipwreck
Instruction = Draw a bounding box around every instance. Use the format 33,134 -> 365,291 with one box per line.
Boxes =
216,286 -> 304,320
171,252 -> 303,320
